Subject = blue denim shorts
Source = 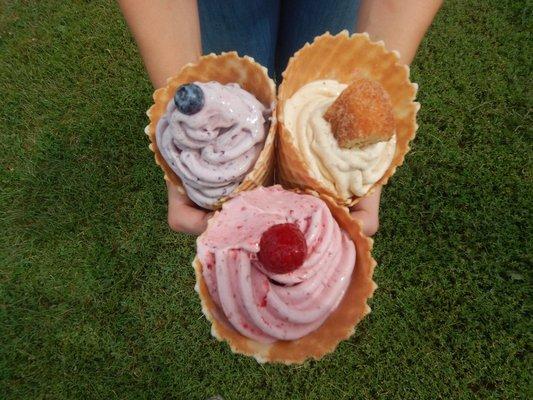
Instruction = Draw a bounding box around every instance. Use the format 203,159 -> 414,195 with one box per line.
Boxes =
198,0 -> 361,81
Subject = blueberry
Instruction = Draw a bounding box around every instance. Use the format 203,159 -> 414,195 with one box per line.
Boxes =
174,83 -> 204,115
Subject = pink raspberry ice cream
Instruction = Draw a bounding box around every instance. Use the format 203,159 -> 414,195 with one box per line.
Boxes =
197,186 -> 356,343
156,81 -> 271,209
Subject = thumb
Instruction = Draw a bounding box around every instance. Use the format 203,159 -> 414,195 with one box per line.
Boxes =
350,209 -> 379,237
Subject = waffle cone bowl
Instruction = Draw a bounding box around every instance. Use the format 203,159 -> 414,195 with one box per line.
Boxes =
145,52 -> 277,209
277,31 -> 420,207
193,191 -> 377,364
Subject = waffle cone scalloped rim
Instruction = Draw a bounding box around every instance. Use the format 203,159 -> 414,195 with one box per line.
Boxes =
145,52 -> 277,209
193,191 -> 377,364
277,31 -> 420,207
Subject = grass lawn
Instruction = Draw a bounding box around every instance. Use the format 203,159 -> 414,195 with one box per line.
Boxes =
0,0 -> 531,398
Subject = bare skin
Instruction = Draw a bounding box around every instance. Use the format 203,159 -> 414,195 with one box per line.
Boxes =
119,0 -> 442,235
350,0 -> 443,235
118,0 -> 207,234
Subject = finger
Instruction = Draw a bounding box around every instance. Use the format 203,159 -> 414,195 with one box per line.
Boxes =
350,209 -> 379,236
167,182 -> 211,235
350,186 -> 382,236
351,186 -> 381,213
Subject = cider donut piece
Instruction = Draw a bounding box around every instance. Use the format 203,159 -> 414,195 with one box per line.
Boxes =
324,77 -> 395,148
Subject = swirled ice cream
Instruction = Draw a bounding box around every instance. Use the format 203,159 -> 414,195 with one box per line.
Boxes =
156,82 -> 270,209
284,80 -> 396,198
197,185 -> 356,343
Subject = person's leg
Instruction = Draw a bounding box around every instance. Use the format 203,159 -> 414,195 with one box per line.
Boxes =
198,0 -> 280,77
275,0 -> 361,80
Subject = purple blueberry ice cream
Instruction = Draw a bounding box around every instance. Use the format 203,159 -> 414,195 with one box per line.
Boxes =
156,81 -> 271,209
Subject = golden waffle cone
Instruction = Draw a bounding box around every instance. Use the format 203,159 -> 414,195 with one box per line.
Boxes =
145,52 -> 277,208
277,31 -> 420,207
193,191 -> 377,364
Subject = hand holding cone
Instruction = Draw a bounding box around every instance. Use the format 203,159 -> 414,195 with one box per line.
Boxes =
145,32 -> 418,363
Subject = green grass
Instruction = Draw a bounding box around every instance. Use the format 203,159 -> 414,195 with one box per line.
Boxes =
0,0 -> 531,398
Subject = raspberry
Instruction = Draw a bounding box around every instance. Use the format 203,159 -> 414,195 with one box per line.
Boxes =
258,223 -> 307,274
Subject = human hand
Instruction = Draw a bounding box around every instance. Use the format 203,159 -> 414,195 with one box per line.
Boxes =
350,186 -> 382,236
166,181 -> 212,235
352,1 -> 443,237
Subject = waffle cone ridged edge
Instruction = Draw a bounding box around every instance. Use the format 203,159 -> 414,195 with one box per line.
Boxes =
277,31 -> 420,207
145,52 -> 277,208
193,191 -> 377,364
